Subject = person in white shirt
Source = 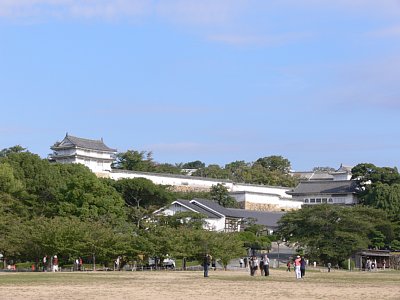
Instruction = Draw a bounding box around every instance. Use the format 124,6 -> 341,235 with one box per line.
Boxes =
263,254 -> 270,276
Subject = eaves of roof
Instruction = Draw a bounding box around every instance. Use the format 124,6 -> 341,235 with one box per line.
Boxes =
287,180 -> 358,196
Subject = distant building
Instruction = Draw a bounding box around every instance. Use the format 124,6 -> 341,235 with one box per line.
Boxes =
111,169 -> 301,211
154,198 -> 285,233
47,134 -> 304,211
291,164 -> 353,181
287,164 -> 358,205
50,133 -> 117,173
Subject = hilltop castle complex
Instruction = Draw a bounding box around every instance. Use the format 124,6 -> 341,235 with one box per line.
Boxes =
50,134 -> 359,212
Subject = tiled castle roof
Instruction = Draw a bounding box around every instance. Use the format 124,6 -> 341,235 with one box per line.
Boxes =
287,180 -> 358,196
52,134 -> 117,152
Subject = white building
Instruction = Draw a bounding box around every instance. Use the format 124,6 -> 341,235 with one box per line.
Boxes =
109,170 -> 301,211
50,134 -> 117,173
287,164 -> 359,205
49,134 -> 301,211
155,198 -> 285,233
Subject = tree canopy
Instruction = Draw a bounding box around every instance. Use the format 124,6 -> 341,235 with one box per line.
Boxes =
0,147 -> 250,269
277,204 -> 396,265
352,163 -> 400,220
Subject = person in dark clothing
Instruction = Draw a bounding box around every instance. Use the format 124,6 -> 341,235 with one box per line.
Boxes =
300,257 -> 306,278
286,260 -> 291,272
259,258 -> 264,276
203,254 -> 211,277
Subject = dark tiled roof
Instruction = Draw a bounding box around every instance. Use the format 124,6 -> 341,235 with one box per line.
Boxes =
225,208 -> 285,228
175,200 -> 221,218
190,198 -> 285,228
55,134 -> 117,152
309,172 -> 334,181
287,180 -> 358,196
190,199 -> 231,217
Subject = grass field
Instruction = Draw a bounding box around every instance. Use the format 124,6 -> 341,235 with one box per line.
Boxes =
0,268 -> 399,300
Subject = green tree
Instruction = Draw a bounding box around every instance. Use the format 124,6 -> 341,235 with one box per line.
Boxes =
225,160 -> 251,182
0,145 -> 27,157
182,160 -> 205,169
352,163 -> 400,219
0,163 -> 23,195
277,205 -> 392,265
192,164 -> 229,179
207,232 -> 246,270
254,155 -> 291,174
113,177 -> 174,209
210,183 -> 237,208
112,150 -> 155,171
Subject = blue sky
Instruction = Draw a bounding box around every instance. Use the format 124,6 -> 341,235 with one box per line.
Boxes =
1,0 -> 400,171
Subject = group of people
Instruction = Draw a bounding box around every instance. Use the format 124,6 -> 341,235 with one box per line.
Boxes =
74,257 -> 83,271
42,255 -> 83,272
248,254 -> 270,276
365,258 -> 377,271
293,255 -> 307,279
42,255 -> 59,272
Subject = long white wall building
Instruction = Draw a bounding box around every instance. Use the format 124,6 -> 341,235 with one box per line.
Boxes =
50,134 -> 302,211
108,170 -> 301,211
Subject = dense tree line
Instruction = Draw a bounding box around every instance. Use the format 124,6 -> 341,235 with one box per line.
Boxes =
0,147 -> 263,269
277,163 -> 400,266
113,149 -> 298,187
3,146 -> 399,270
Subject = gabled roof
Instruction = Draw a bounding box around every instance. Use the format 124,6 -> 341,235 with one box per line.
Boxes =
190,198 -> 285,228
173,200 -> 222,218
287,180 -> 358,196
52,134 -> 117,152
190,199 -> 231,217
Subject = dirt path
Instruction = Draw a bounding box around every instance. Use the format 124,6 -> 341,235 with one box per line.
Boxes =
1,269 -> 399,300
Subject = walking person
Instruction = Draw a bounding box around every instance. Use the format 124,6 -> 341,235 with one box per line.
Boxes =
294,255 -> 301,279
327,262 -> 332,272
263,254 -> 270,276
250,255 -> 259,276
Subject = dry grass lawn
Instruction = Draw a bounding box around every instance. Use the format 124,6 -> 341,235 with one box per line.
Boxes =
0,268 -> 399,300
